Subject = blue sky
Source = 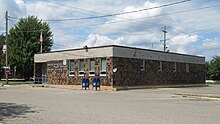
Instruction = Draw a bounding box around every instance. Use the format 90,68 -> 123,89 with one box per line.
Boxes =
0,0 -> 220,61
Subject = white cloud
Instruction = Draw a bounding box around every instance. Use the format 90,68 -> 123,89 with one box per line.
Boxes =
202,38 -> 220,49
83,34 -> 124,47
1,0 -> 220,61
168,34 -> 198,54
170,35 -> 198,45
115,1 -> 161,21
0,0 -> 27,31
194,38 -> 220,61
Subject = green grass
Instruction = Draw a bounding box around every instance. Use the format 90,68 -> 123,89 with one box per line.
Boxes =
0,81 -> 34,85
206,82 -> 220,84
175,93 -> 220,98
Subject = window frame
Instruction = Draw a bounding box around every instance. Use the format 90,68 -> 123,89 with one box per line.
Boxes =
69,60 -> 75,76
173,63 -> 177,72
158,61 -> 163,72
186,63 -> 190,72
89,58 -> 95,76
42,63 -> 47,76
140,60 -> 145,71
78,59 -> 84,76
100,58 -> 106,76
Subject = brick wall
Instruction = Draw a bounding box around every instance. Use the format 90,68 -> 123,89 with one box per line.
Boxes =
36,57 -> 205,87
47,60 -> 69,85
112,57 -> 205,87
46,57 -> 113,86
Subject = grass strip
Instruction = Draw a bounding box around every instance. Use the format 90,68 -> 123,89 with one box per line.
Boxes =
175,93 -> 220,98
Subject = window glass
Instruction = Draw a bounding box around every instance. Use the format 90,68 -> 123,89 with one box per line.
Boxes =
141,60 -> 145,71
89,59 -> 95,76
158,61 -> 162,71
69,60 -> 74,72
100,58 -> 106,76
69,60 -> 74,76
89,59 -> 95,71
173,63 -> 177,72
42,63 -> 47,75
78,59 -> 84,76
186,63 -> 189,72
101,58 -> 106,71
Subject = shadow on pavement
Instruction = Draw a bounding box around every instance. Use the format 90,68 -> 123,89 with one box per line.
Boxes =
0,103 -> 36,121
0,88 -> 6,90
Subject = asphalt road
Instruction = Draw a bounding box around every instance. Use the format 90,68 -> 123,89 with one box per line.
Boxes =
0,85 -> 220,124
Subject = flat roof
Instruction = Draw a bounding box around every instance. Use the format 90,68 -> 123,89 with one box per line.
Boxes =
34,45 -> 205,64
36,45 -> 204,58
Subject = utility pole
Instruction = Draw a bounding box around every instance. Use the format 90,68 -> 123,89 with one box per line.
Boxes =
162,25 -> 167,52
5,11 -> 9,84
40,29 -> 43,53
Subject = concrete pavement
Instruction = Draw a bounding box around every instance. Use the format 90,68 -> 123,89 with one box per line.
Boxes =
0,84 -> 220,124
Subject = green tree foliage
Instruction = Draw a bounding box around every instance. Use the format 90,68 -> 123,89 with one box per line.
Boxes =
0,34 -> 5,78
8,16 -> 53,80
206,56 -> 220,80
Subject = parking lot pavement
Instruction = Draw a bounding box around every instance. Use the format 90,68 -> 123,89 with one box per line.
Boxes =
0,85 -> 220,124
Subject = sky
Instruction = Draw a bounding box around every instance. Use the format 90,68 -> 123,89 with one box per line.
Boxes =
0,0 -> 220,61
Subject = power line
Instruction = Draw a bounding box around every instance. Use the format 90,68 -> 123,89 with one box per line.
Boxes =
24,0 -> 192,22
53,43 -> 75,49
8,4 -> 220,32
9,4 -> 219,33
43,0 -> 102,15
7,3 -> 220,44
28,0 -> 151,30
27,0 -> 220,38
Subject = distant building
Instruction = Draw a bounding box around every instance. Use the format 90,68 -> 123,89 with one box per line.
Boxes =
34,45 -> 205,90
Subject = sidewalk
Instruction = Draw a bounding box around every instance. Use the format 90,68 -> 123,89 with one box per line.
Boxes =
34,84 -> 113,91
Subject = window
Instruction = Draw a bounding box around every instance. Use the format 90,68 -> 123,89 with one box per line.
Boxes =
89,58 -> 95,76
158,61 -> 162,71
42,63 -> 47,75
69,60 -> 74,76
78,59 -> 84,76
173,63 -> 177,72
140,60 -> 145,71
186,63 -> 190,72
100,58 -> 106,76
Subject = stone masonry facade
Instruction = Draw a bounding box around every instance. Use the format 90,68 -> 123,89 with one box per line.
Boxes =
112,57 -> 205,87
36,57 -> 113,86
34,45 -> 205,88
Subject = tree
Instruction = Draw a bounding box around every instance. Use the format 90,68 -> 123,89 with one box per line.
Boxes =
0,34 -> 5,79
206,56 -> 220,80
8,16 -> 53,80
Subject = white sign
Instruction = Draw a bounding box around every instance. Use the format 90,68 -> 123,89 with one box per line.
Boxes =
3,45 -> 6,54
3,66 -> 10,69
63,60 -> 67,65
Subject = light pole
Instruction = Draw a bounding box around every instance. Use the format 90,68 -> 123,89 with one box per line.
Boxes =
5,11 -> 9,84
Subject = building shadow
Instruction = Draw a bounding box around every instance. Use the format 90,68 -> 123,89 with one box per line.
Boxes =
0,103 -> 37,121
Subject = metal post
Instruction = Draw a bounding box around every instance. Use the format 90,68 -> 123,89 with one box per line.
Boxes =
14,66 -> 16,82
5,11 -> 8,84
40,29 -> 43,53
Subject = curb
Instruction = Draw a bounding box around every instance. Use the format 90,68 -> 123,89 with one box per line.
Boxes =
175,93 -> 220,99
